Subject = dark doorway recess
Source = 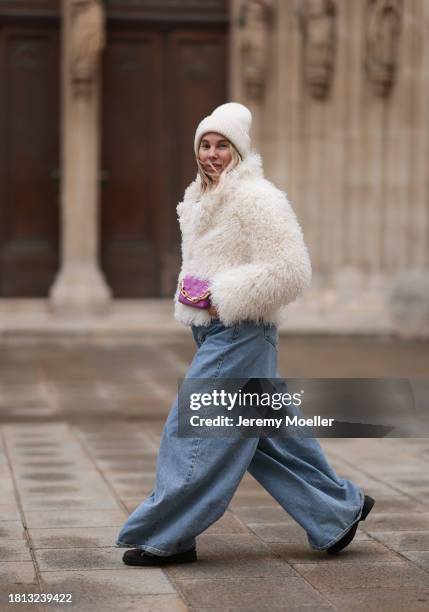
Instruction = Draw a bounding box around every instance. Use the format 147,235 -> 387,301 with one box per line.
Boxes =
100,1 -> 229,297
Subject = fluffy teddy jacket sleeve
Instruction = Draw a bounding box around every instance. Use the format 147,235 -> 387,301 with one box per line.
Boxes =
209,186 -> 311,326
174,152 -> 312,328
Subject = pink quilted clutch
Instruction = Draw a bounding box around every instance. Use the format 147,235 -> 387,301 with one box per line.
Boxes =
178,276 -> 211,309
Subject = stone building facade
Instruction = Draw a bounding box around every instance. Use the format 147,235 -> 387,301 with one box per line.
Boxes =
230,0 -> 429,337
0,0 -> 428,337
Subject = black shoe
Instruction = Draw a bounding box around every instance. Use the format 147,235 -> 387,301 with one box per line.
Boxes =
326,495 -> 375,554
122,546 -> 197,566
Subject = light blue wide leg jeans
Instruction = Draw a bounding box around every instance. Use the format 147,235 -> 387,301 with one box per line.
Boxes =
115,319 -> 364,555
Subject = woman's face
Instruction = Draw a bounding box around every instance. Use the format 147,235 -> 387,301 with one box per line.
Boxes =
198,132 -> 232,180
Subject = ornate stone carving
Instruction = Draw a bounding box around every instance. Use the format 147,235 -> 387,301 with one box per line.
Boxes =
297,0 -> 336,99
238,0 -> 273,101
365,0 -> 402,97
70,0 -> 105,96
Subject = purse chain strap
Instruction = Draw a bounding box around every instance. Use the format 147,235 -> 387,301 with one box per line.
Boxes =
179,279 -> 211,303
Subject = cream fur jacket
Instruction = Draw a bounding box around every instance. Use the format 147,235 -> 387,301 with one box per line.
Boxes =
174,152 -> 312,328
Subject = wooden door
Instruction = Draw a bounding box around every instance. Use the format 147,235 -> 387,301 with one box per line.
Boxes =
0,18 -> 60,296
100,18 -> 228,297
162,28 -> 228,297
100,28 -> 164,298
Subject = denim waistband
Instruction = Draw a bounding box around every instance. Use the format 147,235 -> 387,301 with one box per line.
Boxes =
192,318 -> 276,332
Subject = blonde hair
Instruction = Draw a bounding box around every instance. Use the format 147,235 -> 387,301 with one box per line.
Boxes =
196,140 -> 242,194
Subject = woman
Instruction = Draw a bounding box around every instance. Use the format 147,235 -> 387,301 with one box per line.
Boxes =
116,102 -> 374,566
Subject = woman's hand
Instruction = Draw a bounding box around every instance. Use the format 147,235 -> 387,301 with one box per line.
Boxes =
207,304 -> 219,318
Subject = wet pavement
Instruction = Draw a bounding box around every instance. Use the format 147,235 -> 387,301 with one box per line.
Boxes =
1,334 -> 429,611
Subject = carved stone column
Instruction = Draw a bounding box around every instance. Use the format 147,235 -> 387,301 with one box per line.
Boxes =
50,0 -> 112,314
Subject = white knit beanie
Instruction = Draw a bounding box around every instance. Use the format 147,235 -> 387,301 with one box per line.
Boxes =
194,102 -> 252,159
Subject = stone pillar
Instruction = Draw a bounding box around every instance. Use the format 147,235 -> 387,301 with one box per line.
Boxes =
49,0 -> 112,314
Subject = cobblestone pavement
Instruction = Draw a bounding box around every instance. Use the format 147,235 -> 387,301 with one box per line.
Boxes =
1,335 -> 429,611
